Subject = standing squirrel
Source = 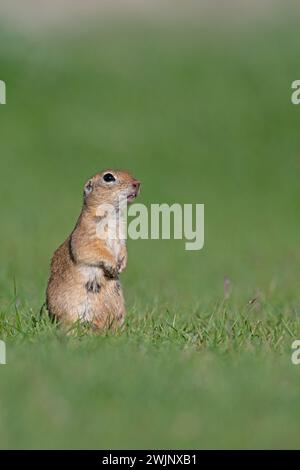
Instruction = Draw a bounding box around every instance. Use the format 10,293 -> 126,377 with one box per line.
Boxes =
46,169 -> 140,331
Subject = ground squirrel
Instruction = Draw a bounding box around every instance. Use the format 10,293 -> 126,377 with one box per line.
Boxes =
46,169 -> 140,331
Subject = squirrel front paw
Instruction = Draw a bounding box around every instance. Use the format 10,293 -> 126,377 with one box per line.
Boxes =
99,262 -> 119,279
117,256 -> 127,273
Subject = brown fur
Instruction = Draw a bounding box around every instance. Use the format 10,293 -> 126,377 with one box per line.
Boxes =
46,169 -> 140,331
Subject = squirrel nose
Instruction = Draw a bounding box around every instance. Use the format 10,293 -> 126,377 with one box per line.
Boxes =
132,180 -> 141,191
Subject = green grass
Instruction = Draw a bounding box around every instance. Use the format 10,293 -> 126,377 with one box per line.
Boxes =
1,13 -> 300,448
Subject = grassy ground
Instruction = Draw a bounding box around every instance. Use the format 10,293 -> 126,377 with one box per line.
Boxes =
1,13 -> 300,448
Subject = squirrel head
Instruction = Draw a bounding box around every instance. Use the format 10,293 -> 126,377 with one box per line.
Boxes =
83,169 -> 141,209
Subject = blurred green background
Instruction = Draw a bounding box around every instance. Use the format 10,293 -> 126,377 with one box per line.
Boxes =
0,2 -> 300,449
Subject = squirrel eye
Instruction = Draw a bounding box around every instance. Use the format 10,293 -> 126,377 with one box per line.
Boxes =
103,173 -> 116,183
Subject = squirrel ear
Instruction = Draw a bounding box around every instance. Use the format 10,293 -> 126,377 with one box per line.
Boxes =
84,180 -> 93,196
